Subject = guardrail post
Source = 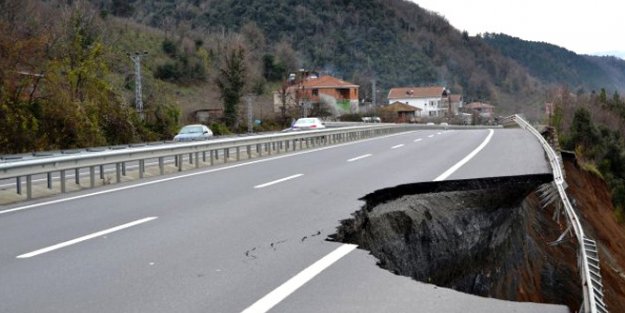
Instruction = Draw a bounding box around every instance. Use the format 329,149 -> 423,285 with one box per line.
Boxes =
236,147 -> 240,161
47,172 -> 52,189
202,151 -> 207,162
189,153 -> 193,165
26,175 -> 32,200
247,145 -> 252,159
158,157 -> 164,175
16,177 -> 21,195
116,163 -> 122,182
224,148 -> 229,163
100,165 -> 104,179
139,160 -> 145,178
178,155 -> 183,171
60,170 -> 66,193
195,152 -> 200,168
268,143 -> 272,155
90,166 -> 95,188
122,162 -> 126,176
210,150 -> 214,165
75,168 -> 80,185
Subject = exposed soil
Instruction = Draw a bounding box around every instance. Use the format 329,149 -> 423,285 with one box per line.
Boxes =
563,153 -> 625,312
331,174 -> 583,311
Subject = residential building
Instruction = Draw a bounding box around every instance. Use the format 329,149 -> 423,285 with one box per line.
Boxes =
380,101 -> 420,123
448,94 -> 464,115
387,86 -> 449,117
464,102 -> 495,119
273,75 -> 359,115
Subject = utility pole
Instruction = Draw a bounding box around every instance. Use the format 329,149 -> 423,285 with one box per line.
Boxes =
371,79 -> 376,113
127,51 -> 148,119
298,68 -> 308,118
246,94 -> 254,133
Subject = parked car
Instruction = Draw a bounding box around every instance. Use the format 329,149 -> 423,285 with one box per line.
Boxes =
289,117 -> 326,130
362,116 -> 382,123
173,124 -> 213,142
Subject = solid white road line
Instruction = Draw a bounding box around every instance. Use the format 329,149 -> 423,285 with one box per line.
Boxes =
391,144 -> 404,149
427,134 -> 434,138
241,128 -> 495,312
437,132 -> 442,135
240,244 -> 357,313
16,216 -> 158,258
414,138 -> 423,142
347,154 -> 372,162
434,129 -> 494,181
254,174 -> 304,189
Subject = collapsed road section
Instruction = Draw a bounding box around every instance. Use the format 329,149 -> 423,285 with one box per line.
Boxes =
331,174 -> 581,311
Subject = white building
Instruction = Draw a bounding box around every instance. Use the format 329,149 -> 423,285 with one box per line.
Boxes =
387,86 -> 449,117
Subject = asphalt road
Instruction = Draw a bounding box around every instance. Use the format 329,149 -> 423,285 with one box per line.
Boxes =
0,128 -> 566,313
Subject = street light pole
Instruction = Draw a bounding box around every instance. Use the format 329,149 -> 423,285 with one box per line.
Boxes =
127,51 -> 148,119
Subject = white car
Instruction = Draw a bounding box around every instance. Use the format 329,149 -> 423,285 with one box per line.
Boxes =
290,118 -> 326,130
173,124 -> 213,142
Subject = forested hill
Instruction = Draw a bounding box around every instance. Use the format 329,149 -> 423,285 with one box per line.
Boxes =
103,0 -> 625,107
4,0 -> 625,153
101,0 -> 539,106
482,33 -> 625,93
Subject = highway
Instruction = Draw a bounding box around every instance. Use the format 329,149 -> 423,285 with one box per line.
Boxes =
0,128 -> 567,313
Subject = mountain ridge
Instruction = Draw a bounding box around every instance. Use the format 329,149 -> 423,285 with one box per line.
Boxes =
102,0 -> 625,113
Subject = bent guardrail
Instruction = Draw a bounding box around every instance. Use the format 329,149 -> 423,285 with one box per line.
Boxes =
509,114 -> 607,313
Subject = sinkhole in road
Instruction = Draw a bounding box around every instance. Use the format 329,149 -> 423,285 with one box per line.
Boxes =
330,174 -> 581,309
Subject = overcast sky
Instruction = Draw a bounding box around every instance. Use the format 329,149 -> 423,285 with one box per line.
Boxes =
411,0 -> 624,56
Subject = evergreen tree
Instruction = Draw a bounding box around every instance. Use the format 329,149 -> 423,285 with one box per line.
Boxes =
568,107 -> 599,157
216,46 -> 246,128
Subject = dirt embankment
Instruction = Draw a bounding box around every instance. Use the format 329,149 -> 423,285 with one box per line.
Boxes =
331,174 -> 583,311
563,154 -> 625,312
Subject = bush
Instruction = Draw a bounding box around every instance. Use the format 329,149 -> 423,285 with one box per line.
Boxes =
339,113 -> 364,122
210,122 -> 232,136
162,39 -> 177,57
154,62 -> 181,81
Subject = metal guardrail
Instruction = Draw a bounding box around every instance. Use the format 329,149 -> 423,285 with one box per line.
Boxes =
1,124 -> 420,201
508,114 -> 607,313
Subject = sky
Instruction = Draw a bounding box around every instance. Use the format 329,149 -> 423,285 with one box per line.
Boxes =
411,0 -> 625,56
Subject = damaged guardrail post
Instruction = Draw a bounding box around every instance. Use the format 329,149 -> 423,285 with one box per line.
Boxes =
508,114 -> 608,313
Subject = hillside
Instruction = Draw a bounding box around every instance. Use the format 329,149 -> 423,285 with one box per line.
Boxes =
4,0 -> 625,153
483,33 -> 625,93
99,0 -> 543,110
